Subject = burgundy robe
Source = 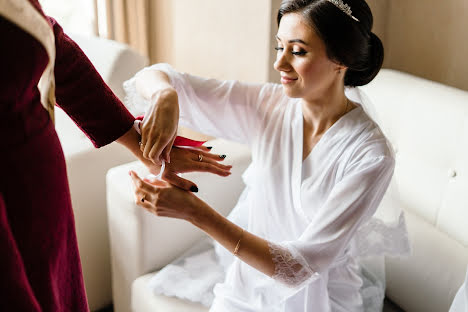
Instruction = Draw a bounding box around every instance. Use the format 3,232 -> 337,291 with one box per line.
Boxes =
0,1 -> 135,311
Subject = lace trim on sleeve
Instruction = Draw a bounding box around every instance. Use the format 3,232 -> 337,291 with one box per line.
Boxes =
122,75 -> 148,115
268,242 -> 316,288
354,212 -> 411,258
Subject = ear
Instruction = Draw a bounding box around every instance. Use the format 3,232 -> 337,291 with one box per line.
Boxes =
335,64 -> 347,74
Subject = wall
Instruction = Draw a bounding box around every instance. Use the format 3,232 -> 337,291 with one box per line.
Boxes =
148,0 -> 468,91
384,0 -> 468,91
366,0 -> 389,50
148,0 -> 272,83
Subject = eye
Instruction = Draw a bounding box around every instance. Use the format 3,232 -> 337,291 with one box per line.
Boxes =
274,46 -> 284,52
292,50 -> 307,56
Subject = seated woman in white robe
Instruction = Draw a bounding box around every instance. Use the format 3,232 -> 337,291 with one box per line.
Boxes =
127,0 -> 410,311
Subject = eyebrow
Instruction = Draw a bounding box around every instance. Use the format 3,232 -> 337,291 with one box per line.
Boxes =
275,35 -> 308,45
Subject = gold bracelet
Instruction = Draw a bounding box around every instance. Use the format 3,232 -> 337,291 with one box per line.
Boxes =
233,229 -> 244,256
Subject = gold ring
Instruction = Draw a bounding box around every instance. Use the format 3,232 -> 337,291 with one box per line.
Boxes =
198,154 -> 203,162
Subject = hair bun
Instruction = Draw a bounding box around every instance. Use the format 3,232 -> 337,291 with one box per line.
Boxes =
344,32 -> 384,87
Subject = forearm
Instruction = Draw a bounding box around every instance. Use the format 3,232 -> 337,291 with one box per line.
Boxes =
192,204 -> 276,277
50,16 -> 135,147
116,126 -> 160,171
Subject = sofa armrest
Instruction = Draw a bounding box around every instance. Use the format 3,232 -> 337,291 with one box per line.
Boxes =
107,139 -> 251,312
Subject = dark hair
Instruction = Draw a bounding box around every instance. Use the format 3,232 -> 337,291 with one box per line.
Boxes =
277,0 -> 384,87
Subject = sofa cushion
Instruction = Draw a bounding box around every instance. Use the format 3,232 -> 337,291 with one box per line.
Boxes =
385,210 -> 468,312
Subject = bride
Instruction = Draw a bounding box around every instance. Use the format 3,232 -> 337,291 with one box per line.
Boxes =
127,0 -> 410,310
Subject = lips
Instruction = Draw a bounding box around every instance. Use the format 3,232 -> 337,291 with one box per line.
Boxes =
281,76 -> 298,84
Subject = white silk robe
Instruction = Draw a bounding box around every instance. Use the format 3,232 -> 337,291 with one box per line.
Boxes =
125,63 -> 409,312
450,267 -> 468,312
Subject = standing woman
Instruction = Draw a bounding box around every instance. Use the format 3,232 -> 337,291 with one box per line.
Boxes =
129,0 -> 410,311
0,0 -> 231,311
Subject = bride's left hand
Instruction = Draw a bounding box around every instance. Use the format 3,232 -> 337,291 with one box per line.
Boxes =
129,171 -> 210,224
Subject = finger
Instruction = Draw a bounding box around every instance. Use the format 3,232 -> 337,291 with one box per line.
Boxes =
162,134 -> 177,163
134,192 -> 153,208
129,171 -> 159,193
163,171 -> 198,192
133,185 -> 150,204
152,210 -> 184,220
142,133 -> 161,164
188,154 -> 232,169
139,118 -> 148,153
142,136 -> 153,161
141,125 -> 158,161
129,170 -> 144,188
136,197 -> 155,212
201,157 -> 233,170
148,136 -> 170,164
140,117 -> 149,146
190,145 -> 212,152
191,162 -> 232,177
143,177 -> 169,187
190,149 -> 228,162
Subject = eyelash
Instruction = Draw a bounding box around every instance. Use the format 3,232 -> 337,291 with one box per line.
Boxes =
274,46 -> 307,56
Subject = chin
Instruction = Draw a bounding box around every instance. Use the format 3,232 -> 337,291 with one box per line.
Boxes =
282,85 -> 301,98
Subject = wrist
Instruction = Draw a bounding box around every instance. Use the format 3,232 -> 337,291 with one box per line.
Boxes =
189,200 -> 221,230
150,87 -> 178,106
116,125 -> 140,152
148,87 -> 179,123
116,126 -> 163,173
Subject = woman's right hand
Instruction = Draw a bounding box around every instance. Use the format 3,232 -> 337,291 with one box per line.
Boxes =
140,87 -> 179,164
143,146 -> 232,192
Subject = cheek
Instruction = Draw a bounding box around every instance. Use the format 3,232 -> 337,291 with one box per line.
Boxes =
302,61 -> 327,79
300,59 -> 334,85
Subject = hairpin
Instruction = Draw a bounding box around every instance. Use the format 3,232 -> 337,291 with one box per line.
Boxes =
326,0 -> 360,22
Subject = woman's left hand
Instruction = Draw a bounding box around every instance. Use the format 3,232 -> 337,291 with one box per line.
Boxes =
129,171 -> 209,224
141,146 -> 231,192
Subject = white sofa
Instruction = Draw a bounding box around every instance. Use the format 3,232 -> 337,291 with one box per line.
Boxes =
54,34 -> 148,311
107,69 -> 468,312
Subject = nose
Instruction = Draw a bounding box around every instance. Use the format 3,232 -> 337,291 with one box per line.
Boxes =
274,49 -> 291,73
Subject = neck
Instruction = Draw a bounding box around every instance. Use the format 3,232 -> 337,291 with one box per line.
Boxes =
301,81 -> 348,137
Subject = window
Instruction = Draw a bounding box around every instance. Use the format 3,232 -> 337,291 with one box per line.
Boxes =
40,0 -> 101,36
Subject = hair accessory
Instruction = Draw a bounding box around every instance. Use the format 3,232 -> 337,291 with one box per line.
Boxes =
326,0 -> 360,22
